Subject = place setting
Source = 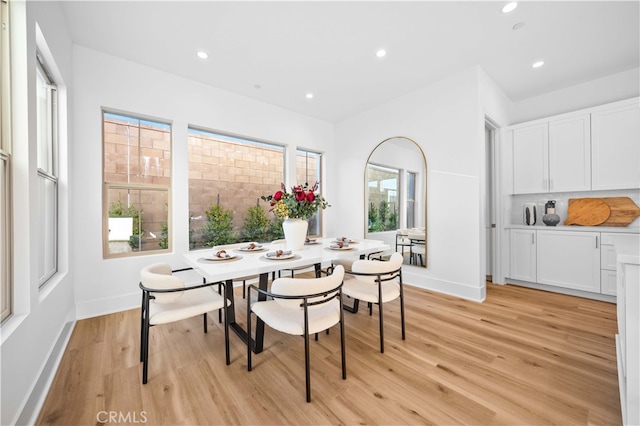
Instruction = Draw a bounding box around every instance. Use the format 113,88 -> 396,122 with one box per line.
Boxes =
235,242 -> 267,253
326,239 -> 355,251
198,249 -> 242,263
260,249 -> 299,261
304,237 -> 321,245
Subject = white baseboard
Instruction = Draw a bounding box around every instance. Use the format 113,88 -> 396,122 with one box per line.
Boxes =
403,269 -> 486,302
15,321 -> 75,426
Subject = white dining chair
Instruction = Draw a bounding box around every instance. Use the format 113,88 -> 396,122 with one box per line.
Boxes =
342,252 -> 405,353
139,263 -> 230,384
247,265 -> 346,402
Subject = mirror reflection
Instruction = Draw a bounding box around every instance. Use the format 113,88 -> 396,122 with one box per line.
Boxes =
365,137 -> 427,267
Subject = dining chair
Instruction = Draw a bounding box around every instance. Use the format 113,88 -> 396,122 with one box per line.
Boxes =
408,231 -> 426,266
342,252 -> 405,353
247,265 -> 346,402
139,263 -> 230,384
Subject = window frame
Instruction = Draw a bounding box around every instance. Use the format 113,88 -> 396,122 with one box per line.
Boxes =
296,148 -> 324,237
366,162 -> 401,233
1,0 -> 13,322
102,110 -> 172,258
35,52 -> 58,287
187,126 -> 287,249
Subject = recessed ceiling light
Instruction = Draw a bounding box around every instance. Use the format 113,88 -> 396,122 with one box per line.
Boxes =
376,49 -> 387,58
501,2 -> 518,13
196,50 -> 208,59
254,84 -> 261,89
306,93 -> 314,99
532,61 -> 545,68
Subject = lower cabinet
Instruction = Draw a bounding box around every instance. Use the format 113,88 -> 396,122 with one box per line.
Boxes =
509,229 -> 537,282
509,229 -> 605,295
536,230 -> 601,293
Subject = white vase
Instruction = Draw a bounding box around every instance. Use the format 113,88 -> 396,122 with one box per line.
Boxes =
282,218 -> 308,250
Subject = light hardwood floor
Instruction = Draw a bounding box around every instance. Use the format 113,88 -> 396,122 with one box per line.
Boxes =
37,280 -> 621,425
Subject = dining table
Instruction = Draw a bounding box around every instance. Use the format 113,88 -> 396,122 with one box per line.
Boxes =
182,237 -> 390,353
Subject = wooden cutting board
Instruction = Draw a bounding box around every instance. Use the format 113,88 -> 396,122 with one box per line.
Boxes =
600,197 -> 640,227
564,198 -> 611,226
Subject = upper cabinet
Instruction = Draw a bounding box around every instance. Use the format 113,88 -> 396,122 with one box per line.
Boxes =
512,113 -> 590,194
511,98 -> 639,195
591,100 -> 640,191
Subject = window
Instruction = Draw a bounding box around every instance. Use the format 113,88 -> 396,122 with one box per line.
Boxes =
187,128 -> 285,248
406,171 -> 416,228
103,112 -> 171,257
296,149 -> 323,236
36,53 -> 58,286
1,0 -> 12,321
367,164 -> 399,232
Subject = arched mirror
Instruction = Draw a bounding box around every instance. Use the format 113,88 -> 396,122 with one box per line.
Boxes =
365,137 -> 427,267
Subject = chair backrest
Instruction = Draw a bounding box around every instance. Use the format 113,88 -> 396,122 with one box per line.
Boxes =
270,265 -> 345,311
351,252 -> 403,285
140,263 -> 185,304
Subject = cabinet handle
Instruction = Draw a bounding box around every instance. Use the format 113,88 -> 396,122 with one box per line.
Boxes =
531,233 -> 535,244
595,236 -> 599,249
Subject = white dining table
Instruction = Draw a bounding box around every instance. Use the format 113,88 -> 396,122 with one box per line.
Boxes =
183,238 -> 389,353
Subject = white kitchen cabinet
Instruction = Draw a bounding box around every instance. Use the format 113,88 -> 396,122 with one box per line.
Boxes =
512,114 -> 590,194
548,114 -> 591,192
601,270 -> 617,296
512,123 -> 548,194
509,229 -> 537,282
591,100 -> 640,190
536,230 -> 600,293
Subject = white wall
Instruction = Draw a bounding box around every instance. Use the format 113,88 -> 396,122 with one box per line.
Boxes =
333,67 -> 502,301
71,46 -> 335,319
511,67 -> 640,124
1,2 -> 76,425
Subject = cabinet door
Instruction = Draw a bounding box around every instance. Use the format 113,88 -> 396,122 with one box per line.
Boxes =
548,114 -> 591,192
592,102 -> 640,190
510,229 -> 537,282
512,124 -> 548,194
536,231 -> 601,293
601,270 -> 617,296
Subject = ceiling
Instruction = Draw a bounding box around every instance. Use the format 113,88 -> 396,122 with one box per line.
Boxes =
59,1 -> 639,123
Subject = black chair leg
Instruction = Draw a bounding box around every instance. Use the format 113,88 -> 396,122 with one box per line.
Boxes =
304,330 -> 311,403
203,312 -> 208,333
379,300 -> 385,353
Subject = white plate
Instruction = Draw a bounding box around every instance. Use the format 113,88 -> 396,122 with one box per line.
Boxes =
262,253 -> 296,260
327,246 -> 354,251
205,252 -> 237,261
237,245 -> 265,252
333,239 -> 354,244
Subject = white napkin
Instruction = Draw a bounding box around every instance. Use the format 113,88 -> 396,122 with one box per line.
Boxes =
266,249 -> 292,257
330,242 -> 349,249
214,250 -> 231,258
242,243 -> 262,249
335,237 -> 351,243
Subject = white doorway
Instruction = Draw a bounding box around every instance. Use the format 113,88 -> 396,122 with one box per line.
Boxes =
485,121 -> 496,282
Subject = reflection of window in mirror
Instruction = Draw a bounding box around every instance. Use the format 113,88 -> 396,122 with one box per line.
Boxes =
407,171 -> 416,228
367,164 -> 400,232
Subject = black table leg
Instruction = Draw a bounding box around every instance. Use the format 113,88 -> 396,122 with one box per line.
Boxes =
227,273 -> 268,354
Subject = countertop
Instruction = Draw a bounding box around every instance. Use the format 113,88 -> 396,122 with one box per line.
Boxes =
505,224 -> 640,234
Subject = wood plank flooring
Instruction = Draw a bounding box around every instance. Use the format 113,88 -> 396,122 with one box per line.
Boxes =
36,280 -> 621,425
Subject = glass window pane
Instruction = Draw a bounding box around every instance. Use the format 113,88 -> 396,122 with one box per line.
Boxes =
296,149 -> 323,236
188,129 -> 285,249
36,65 -> 53,173
106,188 -> 169,254
407,171 -> 416,228
38,174 -> 57,285
367,164 -> 399,232
103,113 -> 171,185
0,158 -> 10,320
